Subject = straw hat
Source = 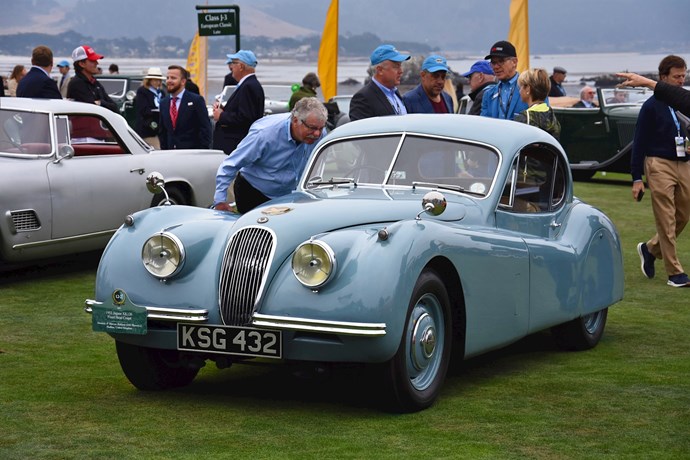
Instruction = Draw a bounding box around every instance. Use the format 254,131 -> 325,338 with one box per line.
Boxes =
144,67 -> 164,80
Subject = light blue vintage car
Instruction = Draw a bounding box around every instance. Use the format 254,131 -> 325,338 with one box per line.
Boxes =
85,114 -> 624,412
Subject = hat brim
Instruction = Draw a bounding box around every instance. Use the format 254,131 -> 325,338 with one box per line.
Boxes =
424,66 -> 449,73
145,76 -> 165,80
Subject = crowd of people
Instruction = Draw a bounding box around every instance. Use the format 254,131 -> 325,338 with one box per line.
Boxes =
4,41 -> 690,286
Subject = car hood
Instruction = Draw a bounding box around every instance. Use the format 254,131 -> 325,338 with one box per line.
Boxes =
233,186 -> 475,236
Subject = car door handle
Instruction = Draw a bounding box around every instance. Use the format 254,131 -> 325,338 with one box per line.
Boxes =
549,221 -> 562,229
130,168 -> 146,175
594,121 -> 603,125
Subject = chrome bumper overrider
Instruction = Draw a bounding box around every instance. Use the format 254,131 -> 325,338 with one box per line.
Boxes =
84,299 -> 209,322
84,300 -> 386,336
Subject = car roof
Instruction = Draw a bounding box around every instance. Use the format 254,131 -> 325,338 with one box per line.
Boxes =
0,97 -> 122,118
327,114 -> 562,156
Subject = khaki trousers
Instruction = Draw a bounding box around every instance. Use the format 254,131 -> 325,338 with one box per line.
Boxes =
645,156 -> 690,276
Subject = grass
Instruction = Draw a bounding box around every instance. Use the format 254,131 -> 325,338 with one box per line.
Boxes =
1,178 -> 689,459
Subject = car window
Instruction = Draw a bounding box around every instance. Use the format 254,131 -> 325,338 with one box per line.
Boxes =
500,146 -> 566,213
66,114 -> 128,156
0,109 -> 52,155
99,79 -> 128,98
307,135 -> 402,184
389,136 -> 499,196
600,88 -> 652,107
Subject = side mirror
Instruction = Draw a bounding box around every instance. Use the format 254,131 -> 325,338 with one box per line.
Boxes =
146,172 -> 171,205
416,191 -> 447,220
53,144 -> 75,164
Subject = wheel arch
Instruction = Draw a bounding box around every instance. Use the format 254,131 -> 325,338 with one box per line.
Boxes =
424,256 -> 466,358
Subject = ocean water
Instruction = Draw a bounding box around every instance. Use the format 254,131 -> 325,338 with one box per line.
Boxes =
2,52 -> 687,98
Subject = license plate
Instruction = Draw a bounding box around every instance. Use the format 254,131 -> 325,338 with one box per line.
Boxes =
177,323 -> 282,359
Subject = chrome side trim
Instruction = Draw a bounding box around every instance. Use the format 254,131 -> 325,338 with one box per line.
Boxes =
13,230 -> 116,250
84,299 -> 209,322
252,312 -> 386,337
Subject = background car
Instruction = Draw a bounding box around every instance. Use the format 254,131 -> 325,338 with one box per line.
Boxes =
98,74 -> 144,127
553,87 -> 653,180
0,98 -> 225,264
85,114 -> 624,412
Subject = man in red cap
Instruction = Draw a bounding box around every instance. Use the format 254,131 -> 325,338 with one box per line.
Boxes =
66,45 -> 118,113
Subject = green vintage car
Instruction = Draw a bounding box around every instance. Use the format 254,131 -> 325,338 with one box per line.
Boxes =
554,87 -> 653,181
98,75 -> 144,127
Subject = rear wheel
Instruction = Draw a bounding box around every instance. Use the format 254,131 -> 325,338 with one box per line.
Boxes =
384,269 -> 451,412
551,308 -> 608,351
116,341 -> 200,390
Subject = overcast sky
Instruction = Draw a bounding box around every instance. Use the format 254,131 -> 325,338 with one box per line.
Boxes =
6,0 -> 690,55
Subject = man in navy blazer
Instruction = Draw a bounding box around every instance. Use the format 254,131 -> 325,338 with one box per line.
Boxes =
403,55 -> 454,114
212,50 -> 265,155
158,65 -> 212,150
16,45 -> 62,99
349,44 -> 410,121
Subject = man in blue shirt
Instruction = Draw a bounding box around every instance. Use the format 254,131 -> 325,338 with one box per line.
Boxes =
480,40 -> 528,120
213,97 -> 328,213
632,55 -> 690,288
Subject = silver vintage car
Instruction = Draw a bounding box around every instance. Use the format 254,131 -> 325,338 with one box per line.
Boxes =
0,97 -> 225,264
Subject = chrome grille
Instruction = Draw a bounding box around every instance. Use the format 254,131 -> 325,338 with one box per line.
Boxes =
616,121 -> 636,148
219,226 -> 275,326
11,210 -> 41,232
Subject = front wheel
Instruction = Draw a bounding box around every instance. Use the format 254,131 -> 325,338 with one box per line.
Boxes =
551,308 -> 608,351
385,269 -> 452,412
116,341 -> 200,390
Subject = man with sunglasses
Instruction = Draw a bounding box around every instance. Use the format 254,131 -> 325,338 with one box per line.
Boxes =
480,40 -> 528,120
212,97 -> 328,213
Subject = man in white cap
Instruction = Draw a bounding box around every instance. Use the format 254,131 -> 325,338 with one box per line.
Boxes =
56,60 -> 72,98
403,54 -> 454,113
67,45 -> 118,112
212,49 -> 265,155
349,44 -> 411,121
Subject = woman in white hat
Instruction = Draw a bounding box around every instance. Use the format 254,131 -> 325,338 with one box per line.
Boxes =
134,67 -> 165,148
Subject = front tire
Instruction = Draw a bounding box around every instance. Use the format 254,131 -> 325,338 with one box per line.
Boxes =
116,341 -> 200,390
385,269 -> 452,412
551,308 -> 608,351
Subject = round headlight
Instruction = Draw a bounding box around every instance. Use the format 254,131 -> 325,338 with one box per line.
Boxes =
292,240 -> 336,289
141,232 -> 185,279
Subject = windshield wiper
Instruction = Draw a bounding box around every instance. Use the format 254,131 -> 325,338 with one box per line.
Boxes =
306,177 -> 357,188
412,181 -> 484,197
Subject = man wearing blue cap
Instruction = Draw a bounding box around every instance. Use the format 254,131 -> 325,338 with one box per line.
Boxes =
403,55 -> 454,114
212,49 -> 265,155
56,60 -> 72,98
349,44 -> 410,121
462,60 -> 496,116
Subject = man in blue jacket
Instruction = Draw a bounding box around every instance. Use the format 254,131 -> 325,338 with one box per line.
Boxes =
403,55 -> 454,114
16,45 -> 62,99
480,40 -> 527,120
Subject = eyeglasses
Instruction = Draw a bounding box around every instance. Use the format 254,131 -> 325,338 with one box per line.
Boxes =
300,119 -> 325,132
490,58 -> 512,66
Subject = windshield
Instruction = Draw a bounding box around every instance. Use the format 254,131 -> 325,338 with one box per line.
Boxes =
305,134 -> 500,197
0,109 -> 52,156
99,79 -> 128,98
600,88 -> 652,107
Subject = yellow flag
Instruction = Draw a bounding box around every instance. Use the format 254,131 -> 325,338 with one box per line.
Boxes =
186,31 -> 208,99
508,0 -> 529,73
318,0 -> 338,101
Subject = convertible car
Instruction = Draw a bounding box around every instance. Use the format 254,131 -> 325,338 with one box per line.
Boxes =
85,114 -> 624,412
0,98 -> 225,263
553,87 -> 653,180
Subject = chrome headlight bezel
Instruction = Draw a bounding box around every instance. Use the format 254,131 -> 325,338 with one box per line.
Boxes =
141,231 -> 185,279
291,240 -> 336,289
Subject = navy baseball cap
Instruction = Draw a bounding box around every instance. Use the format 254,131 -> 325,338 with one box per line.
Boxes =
462,60 -> 494,78
225,50 -> 258,67
370,44 -> 410,65
422,55 -> 449,73
484,40 -> 517,59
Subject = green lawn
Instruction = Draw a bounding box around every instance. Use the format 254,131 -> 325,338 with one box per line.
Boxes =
1,179 -> 689,459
